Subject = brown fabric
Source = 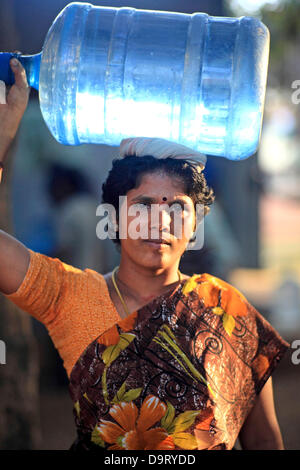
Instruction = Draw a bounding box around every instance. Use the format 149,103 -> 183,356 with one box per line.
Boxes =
69,274 -> 289,451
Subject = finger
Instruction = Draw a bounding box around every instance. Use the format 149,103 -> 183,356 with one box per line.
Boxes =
0,81 -> 7,104
9,58 -> 29,89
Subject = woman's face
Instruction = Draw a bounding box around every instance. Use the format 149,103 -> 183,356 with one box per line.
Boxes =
118,171 -> 196,270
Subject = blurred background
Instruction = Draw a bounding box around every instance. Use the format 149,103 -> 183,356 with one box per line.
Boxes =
0,0 -> 299,450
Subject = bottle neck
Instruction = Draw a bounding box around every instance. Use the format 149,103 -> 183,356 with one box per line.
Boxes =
0,52 -> 41,90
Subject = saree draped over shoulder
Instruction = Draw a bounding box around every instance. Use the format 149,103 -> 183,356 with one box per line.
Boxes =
69,273 -> 289,451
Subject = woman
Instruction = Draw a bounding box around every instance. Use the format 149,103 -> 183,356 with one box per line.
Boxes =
0,59 -> 289,451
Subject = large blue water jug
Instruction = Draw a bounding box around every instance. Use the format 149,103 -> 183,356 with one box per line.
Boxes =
0,2 -> 270,160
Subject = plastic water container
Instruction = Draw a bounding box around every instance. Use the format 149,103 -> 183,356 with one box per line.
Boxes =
0,2 -> 270,160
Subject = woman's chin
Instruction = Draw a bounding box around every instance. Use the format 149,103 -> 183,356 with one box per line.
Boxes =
140,252 -> 168,267
133,248 -> 171,269
121,239 -> 177,269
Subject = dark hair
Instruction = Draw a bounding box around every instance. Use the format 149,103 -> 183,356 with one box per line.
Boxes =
102,155 -> 215,245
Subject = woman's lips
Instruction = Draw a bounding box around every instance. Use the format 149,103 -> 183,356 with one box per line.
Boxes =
143,239 -> 171,248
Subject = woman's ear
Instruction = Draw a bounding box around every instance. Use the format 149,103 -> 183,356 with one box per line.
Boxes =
204,206 -> 210,216
192,203 -> 207,233
186,203 -> 206,250
108,209 -> 119,237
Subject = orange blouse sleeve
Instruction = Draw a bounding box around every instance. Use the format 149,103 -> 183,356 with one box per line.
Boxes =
5,249 -> 83,325
4,249 -> 121,377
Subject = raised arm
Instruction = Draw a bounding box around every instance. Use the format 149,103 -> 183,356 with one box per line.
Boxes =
0,58 -> 31,295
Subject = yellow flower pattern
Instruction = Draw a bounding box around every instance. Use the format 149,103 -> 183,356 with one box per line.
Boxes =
182,273 -> 248,336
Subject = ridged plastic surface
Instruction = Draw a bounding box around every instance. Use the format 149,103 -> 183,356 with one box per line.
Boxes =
38,2 -> 269,159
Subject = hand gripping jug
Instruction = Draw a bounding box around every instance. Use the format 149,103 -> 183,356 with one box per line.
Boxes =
0,2 -> 270,160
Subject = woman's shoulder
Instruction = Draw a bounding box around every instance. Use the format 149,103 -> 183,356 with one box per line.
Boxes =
182,272 -> 247,299
83,265 -> 105,280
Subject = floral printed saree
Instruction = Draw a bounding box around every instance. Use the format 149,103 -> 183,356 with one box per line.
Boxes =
69,273 -> 289,451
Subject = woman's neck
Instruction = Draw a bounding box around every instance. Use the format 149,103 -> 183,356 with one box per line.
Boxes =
116,259 -> 182,303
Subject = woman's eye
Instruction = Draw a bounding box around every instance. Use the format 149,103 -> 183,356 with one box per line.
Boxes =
170,203 -> 184,214
131,202 -> 150,210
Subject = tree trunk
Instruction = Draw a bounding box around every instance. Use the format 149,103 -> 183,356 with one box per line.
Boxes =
0,143 -> 41,449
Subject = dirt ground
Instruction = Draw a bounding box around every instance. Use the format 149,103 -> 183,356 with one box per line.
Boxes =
38,343 -> 300,450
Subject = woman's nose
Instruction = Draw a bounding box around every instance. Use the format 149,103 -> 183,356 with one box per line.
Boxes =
149,205 -> 172,235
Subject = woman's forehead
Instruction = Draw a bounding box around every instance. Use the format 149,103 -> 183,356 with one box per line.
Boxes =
128,171 -> 189,199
